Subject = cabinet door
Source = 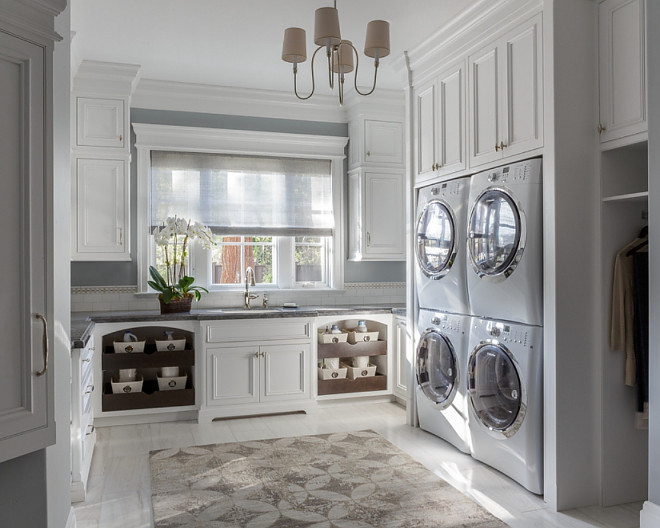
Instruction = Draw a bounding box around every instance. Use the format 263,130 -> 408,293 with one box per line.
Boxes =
598,0 -> 646,144
347,169 -> 363,260
414,80 -> 437,182
437,62 -> 466,176
73,158 -> 130,260
261,344 -> 310,402
0,30 -> 54,464
364,171 -> 405,260
76,97 -> 125,149
394,320 -> 409,399
364,119 -> 404,166
469,42 -> 502,167
207,346 -> 259,406
501,15 -> 543,157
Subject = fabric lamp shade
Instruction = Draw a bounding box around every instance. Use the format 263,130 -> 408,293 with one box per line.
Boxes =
332,40 -> 354,74
364,20 -> 390,59
282,27 -> 307,64
314,7 -> 341,47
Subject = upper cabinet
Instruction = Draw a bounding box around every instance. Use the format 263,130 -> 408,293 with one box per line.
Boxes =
598,0 -> 647,148
346,95 -> 406,261
76,97 -> 126,150
71,61 -> 140,261
414,60 -> 467,183
468,14 -> 543,168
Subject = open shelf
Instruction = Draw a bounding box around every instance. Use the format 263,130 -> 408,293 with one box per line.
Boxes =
102,347 -> 194,369
102,378 -> 195,412
317,340 -> 387,359
317,374 -> 387,396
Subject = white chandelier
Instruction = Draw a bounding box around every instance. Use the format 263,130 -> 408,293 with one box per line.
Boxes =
281,1 -> 390,105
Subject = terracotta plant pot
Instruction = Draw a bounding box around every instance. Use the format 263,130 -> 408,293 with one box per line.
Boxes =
158,295 -> 193,314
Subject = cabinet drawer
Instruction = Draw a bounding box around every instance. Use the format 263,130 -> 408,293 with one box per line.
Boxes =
206,319 -> 311,343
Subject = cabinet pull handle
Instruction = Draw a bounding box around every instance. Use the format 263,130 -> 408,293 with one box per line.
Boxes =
261,351 -> 266,358
35,313 -> 49,377
82,358 -> 91,363
254,351 -> 260,358
499,141 -> 507,150
598,123 -> 606,134
85,385 -> 94,395
86,425 -> 95,436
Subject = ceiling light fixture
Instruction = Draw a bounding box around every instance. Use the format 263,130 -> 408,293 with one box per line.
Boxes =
281,1 -> 390,105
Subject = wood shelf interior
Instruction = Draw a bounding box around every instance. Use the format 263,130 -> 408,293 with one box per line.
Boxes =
317,340 -> 387,359
317,374 -> 387,395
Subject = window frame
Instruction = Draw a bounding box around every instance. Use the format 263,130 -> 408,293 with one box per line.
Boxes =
134,124 -> 348,293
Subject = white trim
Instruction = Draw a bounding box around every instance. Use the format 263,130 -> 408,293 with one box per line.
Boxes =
72,60 -> 141,98
65,506 -> 76,528
641,501 -> 660,528
134,124 -> 348,293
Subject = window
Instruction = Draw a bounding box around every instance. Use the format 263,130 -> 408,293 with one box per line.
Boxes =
135,125 -> 348,292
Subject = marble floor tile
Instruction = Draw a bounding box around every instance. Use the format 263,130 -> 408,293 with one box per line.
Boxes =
73,402 -> 642,528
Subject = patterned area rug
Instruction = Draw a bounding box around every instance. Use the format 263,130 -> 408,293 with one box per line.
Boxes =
150,430 -> 508,527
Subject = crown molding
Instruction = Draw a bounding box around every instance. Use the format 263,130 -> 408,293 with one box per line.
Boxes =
72,60 -> 141,98
406,0 -> 543,84
342,88 -> 406,120
132,78 -> 350,124
0,0 -> 64,43
132,123 -> 349,159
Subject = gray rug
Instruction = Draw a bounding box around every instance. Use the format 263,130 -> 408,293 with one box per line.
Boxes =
150,430 -> 508,527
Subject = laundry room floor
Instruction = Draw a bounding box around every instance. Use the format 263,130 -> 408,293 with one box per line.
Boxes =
72,402 -> 642,528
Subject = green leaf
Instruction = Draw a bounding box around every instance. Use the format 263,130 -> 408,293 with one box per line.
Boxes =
149,266 -> 168,289
147,280 -> 165,293
161,289 -> 175,304
178,276 -> 195,291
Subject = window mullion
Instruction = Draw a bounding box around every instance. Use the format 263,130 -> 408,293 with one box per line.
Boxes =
278,237 -> 294,288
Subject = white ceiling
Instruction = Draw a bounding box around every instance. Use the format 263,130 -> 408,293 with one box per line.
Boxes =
70,0 -> 476,96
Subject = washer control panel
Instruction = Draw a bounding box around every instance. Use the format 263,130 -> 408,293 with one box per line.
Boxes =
432,313 -> 463,335
485,320 -> 529,347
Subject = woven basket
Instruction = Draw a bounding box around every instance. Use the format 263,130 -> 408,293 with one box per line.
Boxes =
158,295 -> 193,314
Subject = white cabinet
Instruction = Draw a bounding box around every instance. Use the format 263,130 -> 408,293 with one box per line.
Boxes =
71,337 -> 96,502
206,343 -> 310,406
349,117 -> 404,169
598,0 -> 647,147
348,168 -> 405,261
76,97 -> 126,149
72,158 -> 130,260
71,61 -> 139,262
414,61 -> 466,183
0,28 -> 55,464
393,316 -> 409,402
200,318 -> 315,422
468,14 -> 543,168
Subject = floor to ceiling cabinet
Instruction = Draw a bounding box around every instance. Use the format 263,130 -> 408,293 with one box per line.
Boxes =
0,27 -> 55,464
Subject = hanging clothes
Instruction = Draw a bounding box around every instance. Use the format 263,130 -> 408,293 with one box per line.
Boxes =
610,227 -> 648,429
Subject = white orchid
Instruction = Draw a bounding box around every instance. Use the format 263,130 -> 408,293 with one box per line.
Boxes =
153,216 -> 216,290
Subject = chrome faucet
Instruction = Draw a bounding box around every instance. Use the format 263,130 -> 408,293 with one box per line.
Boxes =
244,266 -> 259,309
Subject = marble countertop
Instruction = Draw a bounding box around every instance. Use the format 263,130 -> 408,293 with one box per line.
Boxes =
71,305 -> 406,349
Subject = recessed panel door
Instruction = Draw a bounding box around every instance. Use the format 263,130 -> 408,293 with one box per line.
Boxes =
261,344 -> 309,402
207,345 -> 259,406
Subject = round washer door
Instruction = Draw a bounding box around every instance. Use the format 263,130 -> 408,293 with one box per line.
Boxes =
416,330 -> 458,409
416,200 -> 457,279
467,343 -> 525,438
468,189 -> 524,279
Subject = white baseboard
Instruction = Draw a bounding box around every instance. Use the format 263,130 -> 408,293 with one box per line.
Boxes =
65,506 -> 77,528
640,500 -> 660,528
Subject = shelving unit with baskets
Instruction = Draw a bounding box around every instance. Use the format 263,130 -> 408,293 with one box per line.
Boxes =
94,324 -> 197,419
315,315 -> 392,398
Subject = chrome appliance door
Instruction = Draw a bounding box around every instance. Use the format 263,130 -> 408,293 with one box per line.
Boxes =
416,200 -> 457,279
416,330 -> 458,409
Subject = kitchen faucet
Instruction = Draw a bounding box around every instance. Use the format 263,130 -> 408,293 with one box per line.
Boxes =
244,266 -> 259,309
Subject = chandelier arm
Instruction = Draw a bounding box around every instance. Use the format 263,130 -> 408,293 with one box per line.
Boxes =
293,46 -> 323,101
349,42 -> 380,97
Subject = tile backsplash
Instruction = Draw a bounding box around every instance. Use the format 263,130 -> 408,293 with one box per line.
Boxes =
71,282 -> 406,313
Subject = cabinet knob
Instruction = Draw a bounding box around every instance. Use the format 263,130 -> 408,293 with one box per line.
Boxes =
367,232 -> 371,247
500,141 -> 507,150
119,134 -> 123,142
598,123 -> 606,134
495,143 -> 500,152
366,151 -> 371,157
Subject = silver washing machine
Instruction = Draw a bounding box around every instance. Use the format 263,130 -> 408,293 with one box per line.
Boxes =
466,317 -> 543,494
416,309 -> 471,453
415,177 -> 470,314
466,158 -> 543,325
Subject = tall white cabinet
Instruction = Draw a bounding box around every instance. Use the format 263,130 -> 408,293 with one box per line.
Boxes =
598,0 -> 647,148
0,3 -> 62,464
71,61 -> 139,261
346,95 -> 406,261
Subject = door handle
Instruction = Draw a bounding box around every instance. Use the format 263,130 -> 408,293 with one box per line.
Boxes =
35,313 -> 49,376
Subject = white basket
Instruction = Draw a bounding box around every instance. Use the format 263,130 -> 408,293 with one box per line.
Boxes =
111,375 -> 143,394
318,367 -> 348,380
157,373 -> 187,391
347,330 -> 379,344
155,338 -> 187,351
342,362 -> 377,380
113,340 -> 146,353
317,331 -> 348,344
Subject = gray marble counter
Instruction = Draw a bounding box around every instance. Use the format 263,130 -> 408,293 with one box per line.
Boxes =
70,305 -> 405,348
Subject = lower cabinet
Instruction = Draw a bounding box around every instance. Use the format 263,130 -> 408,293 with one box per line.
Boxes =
393,315 -> 410,402
200,319 -> 315,422
71,335 -> 96,502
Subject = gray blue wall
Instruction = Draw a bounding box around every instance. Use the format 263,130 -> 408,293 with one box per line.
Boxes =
71,108 -> 406,286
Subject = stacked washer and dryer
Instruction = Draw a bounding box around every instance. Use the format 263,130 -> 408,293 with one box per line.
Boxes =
414,158 -> 544,495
